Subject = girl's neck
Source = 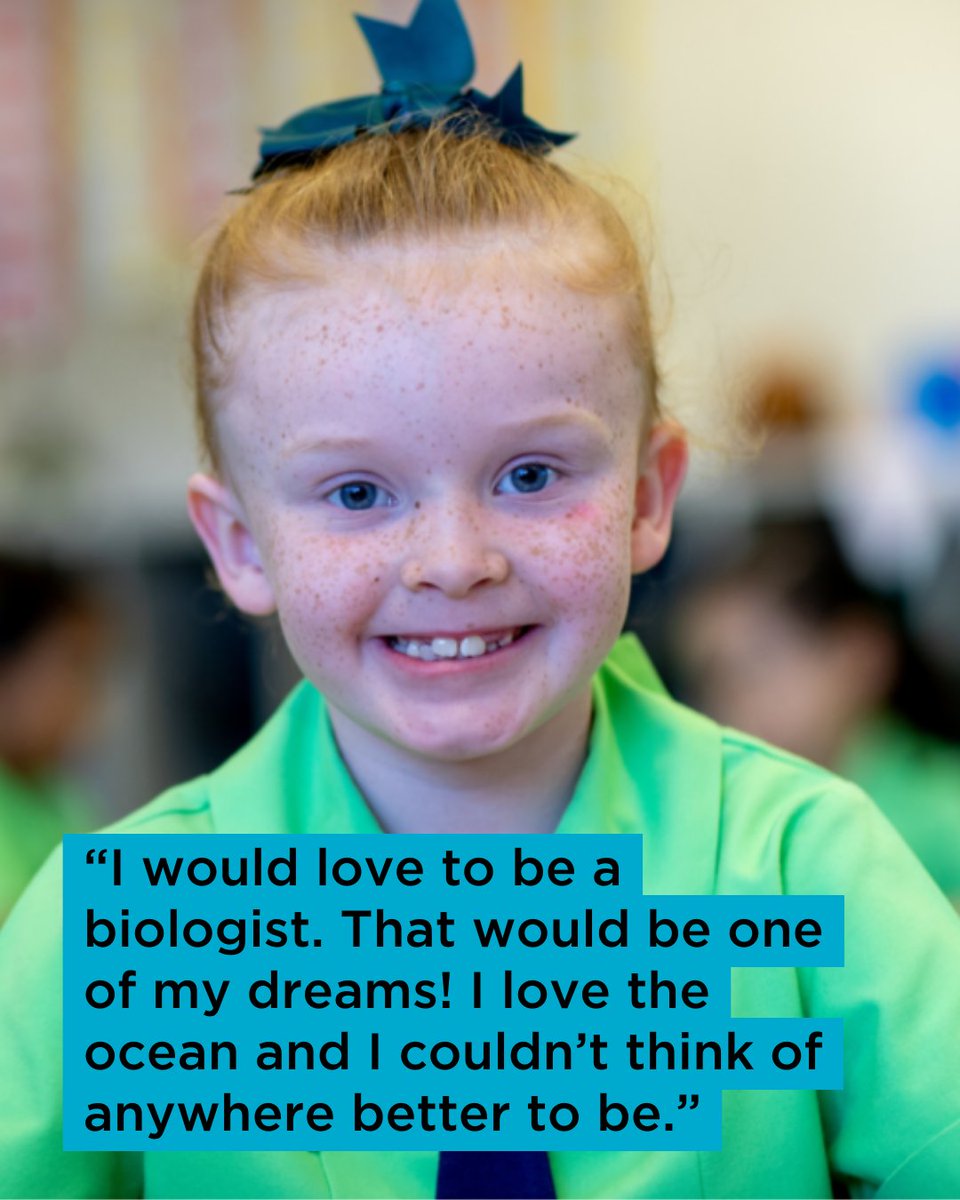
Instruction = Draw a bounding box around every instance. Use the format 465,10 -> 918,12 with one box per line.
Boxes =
328,689 -> 593,835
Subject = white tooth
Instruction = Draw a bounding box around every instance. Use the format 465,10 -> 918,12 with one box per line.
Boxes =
431,637 -> 459,659
460,635 -> 487,658
404,641 -> 420,659
498,631 -> 517,647
418,645 -> 437,661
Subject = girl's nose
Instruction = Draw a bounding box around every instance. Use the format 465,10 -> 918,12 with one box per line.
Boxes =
400,509 -> 509,597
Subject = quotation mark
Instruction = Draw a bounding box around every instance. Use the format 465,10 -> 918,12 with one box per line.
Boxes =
85,846 -> 121,886
664,1093 -> 700,1130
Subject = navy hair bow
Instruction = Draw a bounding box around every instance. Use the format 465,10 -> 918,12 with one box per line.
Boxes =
252,0 -> 573,180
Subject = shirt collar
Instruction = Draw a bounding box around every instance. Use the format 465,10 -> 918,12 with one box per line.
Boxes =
208,634 -> 723,895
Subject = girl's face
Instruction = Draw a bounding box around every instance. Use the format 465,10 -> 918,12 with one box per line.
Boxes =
190,242 -> 684,768
677,582 -> 892,767
0,611 -> 105,775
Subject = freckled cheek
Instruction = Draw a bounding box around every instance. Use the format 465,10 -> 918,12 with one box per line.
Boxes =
527,498 -> 633,585
530,510 -> 632,649
531,531 -> 633,628
562,483 -> 635,529
545,555 -> 631,622
266,534 -> 394,656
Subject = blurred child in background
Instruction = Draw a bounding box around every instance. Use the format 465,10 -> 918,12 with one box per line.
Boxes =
0,556 -> 102,922
672,516 -> 960,907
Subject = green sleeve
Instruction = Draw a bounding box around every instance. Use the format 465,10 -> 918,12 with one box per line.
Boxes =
0,853 -> 142,1199
713,735 -> 960,1197
0,771 -> 92,925
782,779 -> 960,1195
0,782 -> 213,1198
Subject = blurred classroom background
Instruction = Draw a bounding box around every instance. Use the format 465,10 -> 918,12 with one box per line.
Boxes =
1,1 -> 959,905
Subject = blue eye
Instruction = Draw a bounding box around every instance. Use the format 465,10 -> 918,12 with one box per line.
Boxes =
328,481 -> 391,511
498,463 -> 557,495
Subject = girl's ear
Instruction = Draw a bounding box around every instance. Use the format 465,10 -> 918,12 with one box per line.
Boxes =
187,473 -> 277,615
631,422 -> 688,575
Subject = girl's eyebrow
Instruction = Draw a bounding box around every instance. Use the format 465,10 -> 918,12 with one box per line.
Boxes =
495,410 -> 610,438
282,435 -> 377,460
281,410 -> 611,462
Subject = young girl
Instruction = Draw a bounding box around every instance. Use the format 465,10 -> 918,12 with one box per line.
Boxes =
2,1 -> 959,1196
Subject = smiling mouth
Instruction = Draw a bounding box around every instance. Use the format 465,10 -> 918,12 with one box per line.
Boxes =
386,627 -> 530,662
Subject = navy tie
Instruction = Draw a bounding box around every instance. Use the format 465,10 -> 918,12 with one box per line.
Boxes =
436,1150 -> 556,1199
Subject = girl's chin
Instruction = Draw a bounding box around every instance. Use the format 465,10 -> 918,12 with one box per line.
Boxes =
357,698 -> 546,764
382,694 -> 589,766
387,723 -> 527,765
327,679 -> 592,767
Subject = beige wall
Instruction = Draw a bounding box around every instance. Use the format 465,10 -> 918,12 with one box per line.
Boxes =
639,1 -> 960,427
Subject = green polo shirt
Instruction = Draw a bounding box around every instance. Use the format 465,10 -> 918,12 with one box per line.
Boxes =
1,636 -> 959,1197
840,715 -> 960,903
0,763 -> 90,925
